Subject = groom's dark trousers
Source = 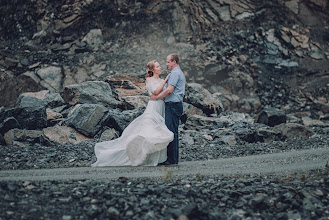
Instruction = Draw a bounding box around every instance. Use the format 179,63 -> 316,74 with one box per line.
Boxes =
165,102 -> 183,164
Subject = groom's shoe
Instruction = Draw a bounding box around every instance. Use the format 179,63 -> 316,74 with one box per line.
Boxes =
158,161 -> 177,166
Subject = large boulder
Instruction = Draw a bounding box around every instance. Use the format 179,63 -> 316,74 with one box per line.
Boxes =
36,66 -> 63,92
214,71 -> 261,113
185,83 -> 223,116
15,96 -> 46,108
0,106 -> 47,131
4,129 -> 45,145
122,95 -> 149,109
184,114 -> 223,130
273,123 -> 315,139
16,90 -> 65,109
100,107 -> 145,134
218,112 -> 254,127
180,103 -> 204,124
43,125 -> 91,145
60,81 -> 122,108
0,71 -> 45,108
230,122 -> 281,143
0,117 -> 19,135
255,107 -> 286,127
105,73 -> 147,97
64,104 -> 108,137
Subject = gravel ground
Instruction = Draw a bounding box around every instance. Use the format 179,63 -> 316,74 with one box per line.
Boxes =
0,128 -> 328,171
0,127 -> 329,219
0,168 -> 328,220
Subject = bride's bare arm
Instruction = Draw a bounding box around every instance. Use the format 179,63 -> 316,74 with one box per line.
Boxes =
153,74 -> 170,95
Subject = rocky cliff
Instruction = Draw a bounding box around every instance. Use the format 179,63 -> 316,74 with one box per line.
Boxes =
1,0 -> 328,110
0,0 -> 328,145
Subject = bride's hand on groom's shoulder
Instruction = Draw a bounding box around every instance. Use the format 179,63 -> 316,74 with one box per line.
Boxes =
165,73 -> 171,82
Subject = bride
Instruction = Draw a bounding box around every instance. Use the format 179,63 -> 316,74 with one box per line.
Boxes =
92,60 -> 174,166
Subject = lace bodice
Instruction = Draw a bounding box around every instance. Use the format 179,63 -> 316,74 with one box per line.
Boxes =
145,79 -> 164,95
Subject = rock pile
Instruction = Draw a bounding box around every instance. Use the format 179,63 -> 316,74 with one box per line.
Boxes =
0,74 -> 328,171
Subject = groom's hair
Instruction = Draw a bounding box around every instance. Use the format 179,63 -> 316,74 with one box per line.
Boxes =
169,53 -> 179,64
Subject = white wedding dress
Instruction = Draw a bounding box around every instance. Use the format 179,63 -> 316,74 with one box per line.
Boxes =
92,79 -> 174,166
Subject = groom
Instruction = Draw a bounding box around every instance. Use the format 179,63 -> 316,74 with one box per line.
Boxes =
150,53 -> 186,165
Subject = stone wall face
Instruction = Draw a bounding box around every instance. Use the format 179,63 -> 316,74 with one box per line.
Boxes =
0,0 -> 328,112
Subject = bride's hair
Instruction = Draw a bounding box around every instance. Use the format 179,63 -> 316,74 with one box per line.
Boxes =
146,60 -> 157,78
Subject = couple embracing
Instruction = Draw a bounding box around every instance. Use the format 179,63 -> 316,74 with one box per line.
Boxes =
92,53 -> 186,167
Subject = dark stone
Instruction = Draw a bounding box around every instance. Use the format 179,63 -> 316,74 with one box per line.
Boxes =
7,183 -> 17,191
20,58 -> 30,66
0,117 -> 20,134
185,83 -> 223,116
16,96 -> 46,108
323,29 -> 329,42
86,204 -> 100,217
64,104 -> 107,137
51,43 -> 71,52
60,81 -> 122,108
249,196 -> 265,208
44,93 -> 66,108
231,122 -> 257,143
74,47 -> 91,53
107,207 -> 120,219
0,133 -> 5,145
255,107 -> 286,127
100,108 -> 144,134
0,106 -> 47,130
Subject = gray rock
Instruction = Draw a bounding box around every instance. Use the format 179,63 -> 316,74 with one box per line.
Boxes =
273,123 -> 315,139
82,29 -> 104,51
100,108 -> 144,134
249,196 -> 265,208
255,107 -> 286,127
99,128 -> 119,141
86,204 -> 99,217
4,129 -> 45,145
107,207 -> 120,219
185,83 -> 223,116
255,127 -> 282,142
20,58 -> 30,66
231,122 -> 257,143
44,92 -> 66,108
61,81 -> 121,108
184,114 -> 222,130
217,135 -> 237,146
36,66 -> 63,92
16,96 -> 46,108
181,103 -> 205,124
218,6 -> 231,21
51,43 -> 71,52
43,125 -> 91,145
64,104 -> 108,137
0,106 -> 47,130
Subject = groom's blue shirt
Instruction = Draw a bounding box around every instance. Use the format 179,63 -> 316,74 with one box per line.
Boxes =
165,66 -> 186,103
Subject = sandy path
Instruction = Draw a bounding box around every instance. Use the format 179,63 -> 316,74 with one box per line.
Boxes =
1,147 -> 328,181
